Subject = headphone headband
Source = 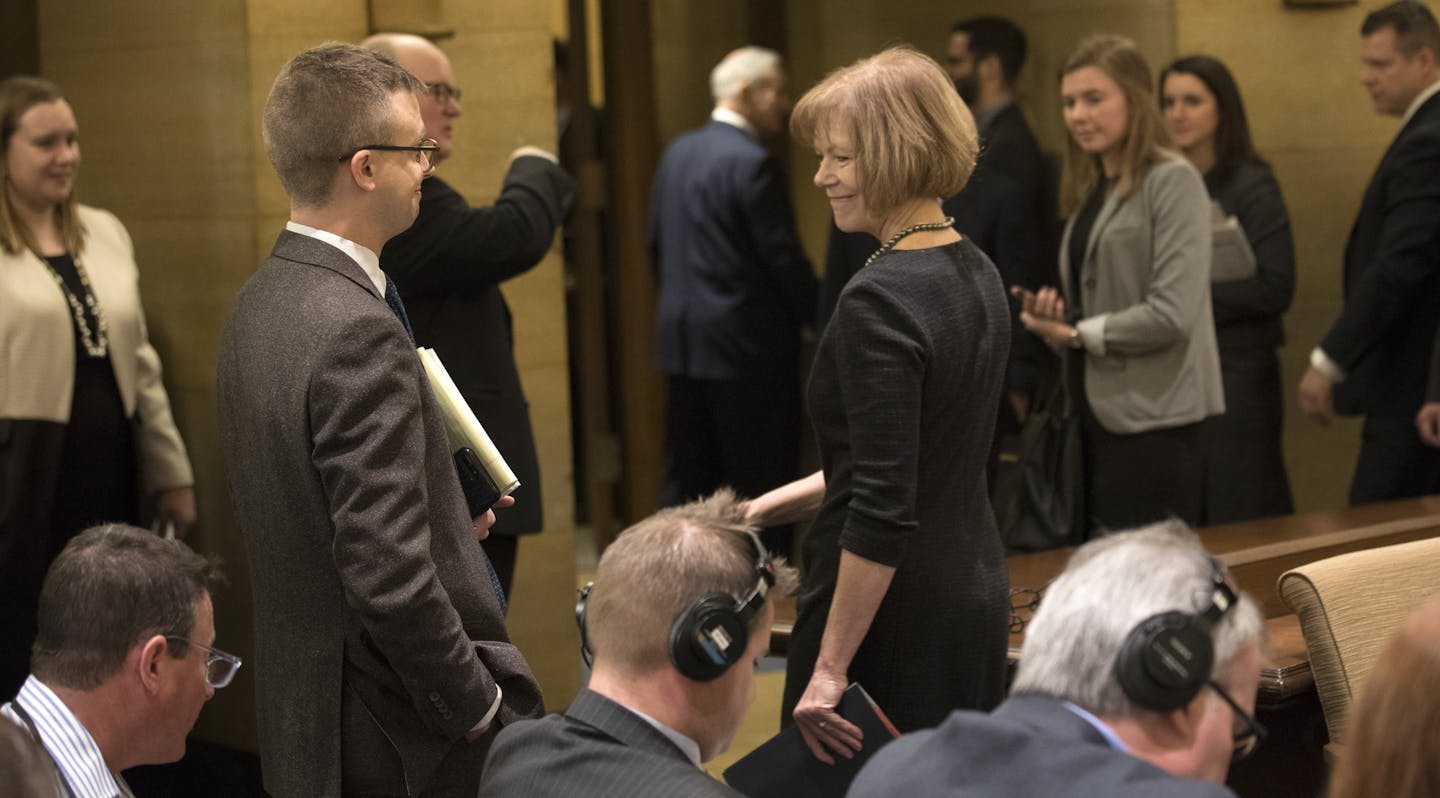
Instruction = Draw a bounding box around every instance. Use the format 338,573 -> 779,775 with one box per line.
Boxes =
575,530 -> 774,681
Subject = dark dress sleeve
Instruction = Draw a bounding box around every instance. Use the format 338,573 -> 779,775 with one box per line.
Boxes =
830,275 -> 926,567
1210,164 -> 1296,327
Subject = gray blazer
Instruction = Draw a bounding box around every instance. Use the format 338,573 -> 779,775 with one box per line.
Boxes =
1061,152 -> 1224,434
217,232 -> 542,797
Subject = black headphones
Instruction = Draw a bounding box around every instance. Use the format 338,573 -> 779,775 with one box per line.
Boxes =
1115,557 -> 1237,712
575,531 -> 776,682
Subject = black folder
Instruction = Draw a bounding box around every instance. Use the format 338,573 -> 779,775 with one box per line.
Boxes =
722,683 -> 900,797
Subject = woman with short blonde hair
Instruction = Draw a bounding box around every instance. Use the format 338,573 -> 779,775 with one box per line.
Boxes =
749,47 -> 1012,758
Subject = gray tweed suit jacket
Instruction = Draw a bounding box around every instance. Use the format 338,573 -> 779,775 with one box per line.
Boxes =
479,688 -> 741,797
218,231 -> 542,797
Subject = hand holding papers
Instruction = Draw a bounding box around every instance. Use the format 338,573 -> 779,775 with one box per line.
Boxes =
417,347 -> 519,516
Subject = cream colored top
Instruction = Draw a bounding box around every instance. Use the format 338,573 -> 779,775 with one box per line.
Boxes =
0,204 -> 192,492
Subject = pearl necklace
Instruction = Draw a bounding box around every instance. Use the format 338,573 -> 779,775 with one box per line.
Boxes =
41,256 -> 109,358
863,216 -> 956,268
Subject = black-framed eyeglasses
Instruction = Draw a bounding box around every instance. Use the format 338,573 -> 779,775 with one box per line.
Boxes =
1009,587 -> 1045,635
337,139 -> 439,172
1206,679 -> 1267,762
422,82 -> 462,104
165,636 -> 243,689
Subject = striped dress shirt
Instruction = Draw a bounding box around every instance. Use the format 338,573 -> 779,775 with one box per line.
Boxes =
2,676 -> 131,798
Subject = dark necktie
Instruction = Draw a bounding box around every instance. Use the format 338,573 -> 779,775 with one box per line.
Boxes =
383,275 -> 415,343
382,273 -> 508,613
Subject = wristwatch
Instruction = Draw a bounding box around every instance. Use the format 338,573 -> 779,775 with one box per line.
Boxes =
1066,327 -> 1083,349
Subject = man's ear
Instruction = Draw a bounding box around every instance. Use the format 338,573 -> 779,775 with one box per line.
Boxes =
345,152 -> 379,192
136,634 -> 170,695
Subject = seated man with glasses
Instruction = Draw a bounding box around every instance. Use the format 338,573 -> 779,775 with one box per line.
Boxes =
850,521 -> 1267,798
1,524 -> 234,797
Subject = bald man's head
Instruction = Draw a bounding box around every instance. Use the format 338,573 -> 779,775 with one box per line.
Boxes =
361,33 -> 461,162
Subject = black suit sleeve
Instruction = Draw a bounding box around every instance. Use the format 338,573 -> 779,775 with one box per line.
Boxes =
1321,129 -> 1440,370
740,155 -> 819,329
1211,167 -> 1296,327
387,156 -> 578,297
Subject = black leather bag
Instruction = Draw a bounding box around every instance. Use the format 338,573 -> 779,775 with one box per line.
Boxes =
992,366 -> 1085,552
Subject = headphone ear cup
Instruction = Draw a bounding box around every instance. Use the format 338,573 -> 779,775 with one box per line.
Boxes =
669,594 -> 749,682
1116,612 -> 1214,712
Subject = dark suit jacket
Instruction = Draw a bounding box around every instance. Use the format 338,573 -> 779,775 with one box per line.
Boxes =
650,120 -> 817,380
382,157 -> 576,536
847,694 -> 1237,798
1325,92 -> 1440,418
479,688 -> 742,797
217,232 -> 543,797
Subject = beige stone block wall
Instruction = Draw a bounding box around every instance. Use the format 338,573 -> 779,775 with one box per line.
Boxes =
1175,0 -> 1387,511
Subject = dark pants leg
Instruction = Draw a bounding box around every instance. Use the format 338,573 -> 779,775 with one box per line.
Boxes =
1350,412 -> 1440,505
484,534 -> 519,601
1082,409 -> 1204,536
659,374 -> 801,555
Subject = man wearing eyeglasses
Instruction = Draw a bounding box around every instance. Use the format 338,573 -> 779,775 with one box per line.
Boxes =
219,44 -> 542,798
2,524 -> 233,798
849,522 -> 1267,797
360,33 -> 577,602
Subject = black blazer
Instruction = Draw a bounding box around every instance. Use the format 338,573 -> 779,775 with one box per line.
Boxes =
848,694 -> 1237,798
650,120 -> 817,381
1324,92 -> 1440,417
480,688 -> 742,797
382,157 -> 577,536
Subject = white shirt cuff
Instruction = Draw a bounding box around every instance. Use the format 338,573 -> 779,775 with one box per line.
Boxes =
1310,347 -> 1346,383
1076,315 -> 1108,356
470,685 -> 503,735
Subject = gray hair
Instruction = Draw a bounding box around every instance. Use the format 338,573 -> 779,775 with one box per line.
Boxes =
710,46 -> 782,102
1012,521 -> 1265,717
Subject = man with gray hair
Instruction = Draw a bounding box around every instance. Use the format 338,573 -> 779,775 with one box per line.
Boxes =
850,522 -> 1266,797
2,524 -> 232,797
480,491 -> 799,796
650,47 -> 818,556
218,43 -> 540,797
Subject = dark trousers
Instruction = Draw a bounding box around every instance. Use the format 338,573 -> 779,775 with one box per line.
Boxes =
659,374 -> 800,555
1081,406 -> 1204,536
341,682 -> 492,797
1350,412 -> 1440,505
484,534 -> 518,601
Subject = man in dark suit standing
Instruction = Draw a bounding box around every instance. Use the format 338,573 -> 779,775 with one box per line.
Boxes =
849,523 -> 1265,798
480,492 -> 797,797
650,47 -> 818,554
363,33 -> 578,601
1299,0 -> 1440,505
218,44 -> 541,797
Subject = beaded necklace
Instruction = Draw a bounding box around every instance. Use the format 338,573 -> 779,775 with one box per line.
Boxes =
41,255 -> 109,358
862,216 -> 956,268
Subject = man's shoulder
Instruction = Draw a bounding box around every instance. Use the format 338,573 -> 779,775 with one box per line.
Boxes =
853,698 -> 1233,798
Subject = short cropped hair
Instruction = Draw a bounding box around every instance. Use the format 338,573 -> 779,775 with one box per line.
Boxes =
1058,35 -> 1170,218
1363,0 -> 1440,58
262,43 -> 423,208
585,490 -> 798,676
952,16 -> 1029,86
0,76 -> 84,257
1012,521 -> 1266,718
31,524 -> 222,691
791,47 -> 978,219
710,47 -> 782,102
